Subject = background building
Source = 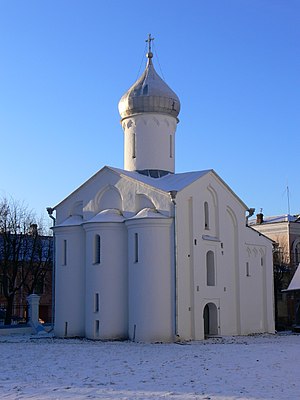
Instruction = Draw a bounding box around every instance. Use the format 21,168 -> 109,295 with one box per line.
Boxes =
0,230 -> 53,325
250,212 -> 300,329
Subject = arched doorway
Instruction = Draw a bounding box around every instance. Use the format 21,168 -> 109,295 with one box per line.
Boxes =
203,302 -> 218,338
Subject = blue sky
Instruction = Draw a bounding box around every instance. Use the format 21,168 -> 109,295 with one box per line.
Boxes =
0,1 -> 299,221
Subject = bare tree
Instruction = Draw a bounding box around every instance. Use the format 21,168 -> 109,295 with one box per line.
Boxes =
0,197 -> 52,325
272,236 -> 294,329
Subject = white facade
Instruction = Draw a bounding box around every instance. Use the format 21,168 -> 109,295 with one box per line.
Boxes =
51,45 -> 275,342
122,113 -> 177,174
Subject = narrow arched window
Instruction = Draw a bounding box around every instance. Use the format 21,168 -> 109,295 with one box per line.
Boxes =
206,251 -> 215,286
134,233 -> 139,263
204,201 -> 209,230
93,234 -> 101,264
246,261 -> 250,276
94,293 -> 99,313
62,239 -> 67,266
132,133 -> 136,159
95,320 -> 100,336
169,134 -> 173,158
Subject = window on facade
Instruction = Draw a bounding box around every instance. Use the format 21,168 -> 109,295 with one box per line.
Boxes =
206,251 -> 215,286
62,239 -> 67,266
134,233 -> 139,263
94,293 -> 99,313
261,257 -> 264,266
204,202 -> 209,230
93,234 -> 101,264
170,134 -> 173,158
95,320 -> 100,336
132,133 -> 136,158
246,262 -> 250,277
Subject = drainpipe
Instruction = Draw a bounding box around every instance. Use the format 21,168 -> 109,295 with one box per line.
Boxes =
169,190 -> 179,340
46,207 -> 56,330
246,208 -> 255,226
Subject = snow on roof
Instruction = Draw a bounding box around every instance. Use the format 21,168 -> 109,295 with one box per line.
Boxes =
249,214 -> 300,225
128,207 -> 169,220
84,209 -> 125,223
53,165 -> 248,210
265,215 -> 299,223
109,167 -> 248,209
108,166 -> 212,192
285,265 -> 300,291
53,166 -> 212,209
54,215 -> 83,227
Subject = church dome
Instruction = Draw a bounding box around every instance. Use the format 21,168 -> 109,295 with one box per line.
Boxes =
118,52 -> 180,121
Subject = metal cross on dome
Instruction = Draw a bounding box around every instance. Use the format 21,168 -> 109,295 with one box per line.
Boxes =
145,33 -> 154,53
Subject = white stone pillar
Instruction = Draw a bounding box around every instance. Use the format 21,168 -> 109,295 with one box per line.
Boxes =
27,294 -> 40,327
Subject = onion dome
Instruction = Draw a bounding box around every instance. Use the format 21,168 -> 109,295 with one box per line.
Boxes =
118,51 -> 180,121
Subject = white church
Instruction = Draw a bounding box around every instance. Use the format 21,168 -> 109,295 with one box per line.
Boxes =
50,37 -> 275,342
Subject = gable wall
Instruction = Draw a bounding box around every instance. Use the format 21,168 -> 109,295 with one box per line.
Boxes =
175,172 -> 274,340
241,228 -> 275,334
54,168 -> 172,224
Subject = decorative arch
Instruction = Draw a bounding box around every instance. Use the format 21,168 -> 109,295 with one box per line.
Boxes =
136,117 -> 147,128
153,116 -> 160,126
226,206 -> 238,227
203,184 -> 219,235
207,184 -> 218,208
259,248 -> 265,267
70,200 -> 83,217
226,205 -> 241,334
203,302 -> 218,337
259,248 -> 265,257
96,186 -> 122,212
135,194 -> 155,213
163,118 -> 170,127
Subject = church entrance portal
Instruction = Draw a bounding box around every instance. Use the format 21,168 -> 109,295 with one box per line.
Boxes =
203,302 -> 218,338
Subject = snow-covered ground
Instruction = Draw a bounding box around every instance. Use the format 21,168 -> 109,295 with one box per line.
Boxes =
0,333 -> 299,400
